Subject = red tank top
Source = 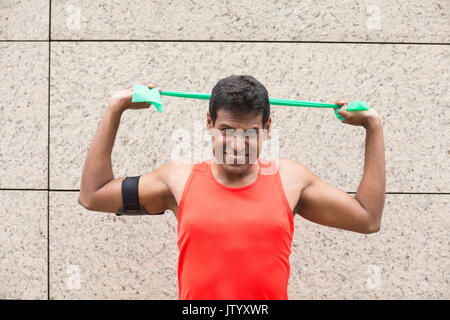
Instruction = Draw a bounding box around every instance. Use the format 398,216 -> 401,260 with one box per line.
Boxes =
176,157 -> 294,300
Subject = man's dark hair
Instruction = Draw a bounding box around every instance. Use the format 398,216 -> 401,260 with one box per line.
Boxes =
209,75 -> 270,127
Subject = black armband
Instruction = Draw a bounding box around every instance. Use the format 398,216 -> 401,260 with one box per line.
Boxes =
116,176 -> 164,216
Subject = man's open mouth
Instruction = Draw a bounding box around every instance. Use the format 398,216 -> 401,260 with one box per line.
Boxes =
224,153 -> 249,163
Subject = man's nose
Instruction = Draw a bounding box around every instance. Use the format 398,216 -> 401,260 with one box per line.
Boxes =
232,134 -> 246,154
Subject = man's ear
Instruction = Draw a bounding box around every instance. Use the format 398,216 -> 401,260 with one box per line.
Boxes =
206,112 -> 214,138
206,112 -> 212,130
264,116 -> 271,139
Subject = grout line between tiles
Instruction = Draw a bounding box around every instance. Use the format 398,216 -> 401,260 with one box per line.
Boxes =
0,188 -> 448,195
47,0 -> 51,301
0,39 -> 449,46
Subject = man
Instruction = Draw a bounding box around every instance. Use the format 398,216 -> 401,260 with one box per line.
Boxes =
78,75 -> 386,300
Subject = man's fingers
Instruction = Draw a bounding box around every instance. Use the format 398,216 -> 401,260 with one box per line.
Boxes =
148,84 -> 163,94
137,82 -> 157,88
334,104 -> 348,116
144,83 -> 156,88
334,98 -> 351,106
142,82 -> 162,93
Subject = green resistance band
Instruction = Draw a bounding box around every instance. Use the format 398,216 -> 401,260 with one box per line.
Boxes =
131,84 -> 369,122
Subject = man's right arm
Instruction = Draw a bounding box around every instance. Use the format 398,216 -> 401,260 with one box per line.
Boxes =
77,83 -> 169,214
80,162 -> 173,215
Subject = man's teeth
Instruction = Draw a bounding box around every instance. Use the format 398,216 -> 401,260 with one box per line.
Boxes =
225,153 -> 247,161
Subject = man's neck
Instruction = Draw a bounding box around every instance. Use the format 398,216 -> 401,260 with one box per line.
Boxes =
211,157 -> 261,185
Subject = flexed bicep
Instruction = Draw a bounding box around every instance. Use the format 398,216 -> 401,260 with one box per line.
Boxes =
80,162 -> 173,215
298,168 -> 375,234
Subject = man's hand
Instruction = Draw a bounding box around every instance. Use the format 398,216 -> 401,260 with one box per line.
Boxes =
109,83 -> 162,113
333,98 -> 381,128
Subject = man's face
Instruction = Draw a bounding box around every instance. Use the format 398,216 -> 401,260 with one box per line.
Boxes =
207,109 -> 271,175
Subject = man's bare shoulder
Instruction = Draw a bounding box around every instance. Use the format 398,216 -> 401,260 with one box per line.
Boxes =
279,158 -> 310,175
278,158 -> 313,187
155,158 -> 196,180
278,158 -> 315,215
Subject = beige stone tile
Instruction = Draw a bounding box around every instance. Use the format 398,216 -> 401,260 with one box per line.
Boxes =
0,191 -> 47,299
49,192 -> 448,299
50,0 -> 450,42
0,0 -> 49,40
0,42 -> 48,188
50,42 -> 449,192
49,191 -> 178,299
288,194 -> 449,299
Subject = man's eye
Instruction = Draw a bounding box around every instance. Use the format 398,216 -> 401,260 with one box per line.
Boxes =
245,130 -> 259,137
219,129 -> 259,137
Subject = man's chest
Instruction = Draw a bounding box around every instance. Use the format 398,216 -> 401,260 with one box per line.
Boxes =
167,159 -> 307,219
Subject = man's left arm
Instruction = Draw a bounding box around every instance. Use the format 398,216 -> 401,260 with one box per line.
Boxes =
296,100 -> 385,234
354,115 -> 386,231
334,100 -> 386,231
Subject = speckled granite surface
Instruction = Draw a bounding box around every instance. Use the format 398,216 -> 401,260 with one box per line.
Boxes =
0,0 -> 49,40
0,43 -> 48,188
48,0 -> 449,42
46,193 -> 449,299
0,0 -> 448,300
288,194 -> 449,299
49,192 -> 178,299
0,191 -> 47,299
49,42 -> 449,192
